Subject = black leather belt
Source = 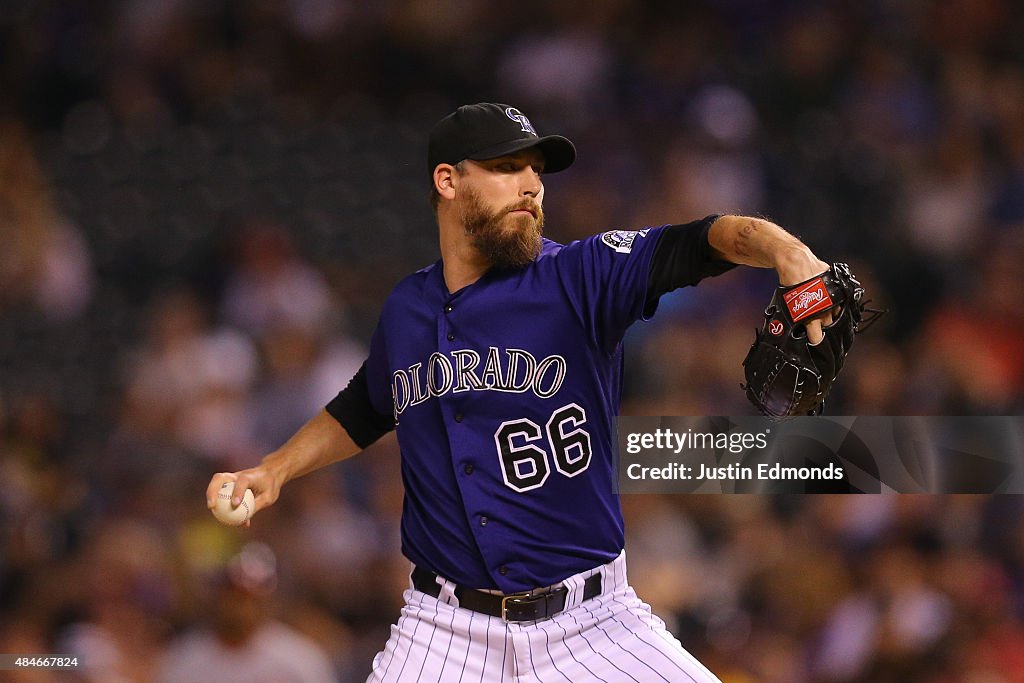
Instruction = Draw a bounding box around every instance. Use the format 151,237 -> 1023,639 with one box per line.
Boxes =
412,566 -> 602,622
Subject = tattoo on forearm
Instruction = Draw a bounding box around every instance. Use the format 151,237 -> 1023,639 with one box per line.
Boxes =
733,220 -> 772,265
732,222 -> 755,255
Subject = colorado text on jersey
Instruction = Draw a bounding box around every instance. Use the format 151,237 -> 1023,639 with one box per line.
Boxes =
391,346 -> 567,417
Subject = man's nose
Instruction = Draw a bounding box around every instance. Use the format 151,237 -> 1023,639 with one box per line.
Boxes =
520,169 -> 542,197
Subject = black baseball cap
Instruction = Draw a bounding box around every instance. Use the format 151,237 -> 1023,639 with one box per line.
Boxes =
428,103 -> 576,178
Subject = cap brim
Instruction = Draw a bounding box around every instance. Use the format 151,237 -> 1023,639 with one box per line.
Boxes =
467,135 -> 576,174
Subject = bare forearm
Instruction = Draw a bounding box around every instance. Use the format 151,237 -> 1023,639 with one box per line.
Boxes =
262,409 -> 362,485
708,215 -> 825,285
207,409 -> 363,518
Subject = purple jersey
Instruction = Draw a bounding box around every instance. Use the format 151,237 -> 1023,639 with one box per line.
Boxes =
358,226 -> 668,592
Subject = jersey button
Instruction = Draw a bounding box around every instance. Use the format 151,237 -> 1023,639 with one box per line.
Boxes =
447,332 -> 455,341
454,413 -> 463,422
479,516 -> 488,527
499,566 -> 508,576
464,464 -> 474,475
444,304 -> 453,313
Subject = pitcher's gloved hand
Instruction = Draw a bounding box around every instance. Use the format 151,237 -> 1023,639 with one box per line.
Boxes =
742,262 -> 882,419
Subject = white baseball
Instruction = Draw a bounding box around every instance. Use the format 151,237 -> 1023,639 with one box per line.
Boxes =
213,481 -> 255,526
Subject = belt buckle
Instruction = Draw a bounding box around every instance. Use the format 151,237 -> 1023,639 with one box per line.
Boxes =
500,592 -> 533,622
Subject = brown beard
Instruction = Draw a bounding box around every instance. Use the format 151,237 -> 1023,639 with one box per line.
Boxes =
459,187 -> 544,270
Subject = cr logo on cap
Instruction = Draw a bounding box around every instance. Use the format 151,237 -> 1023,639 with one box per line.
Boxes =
505,107 -> 537,136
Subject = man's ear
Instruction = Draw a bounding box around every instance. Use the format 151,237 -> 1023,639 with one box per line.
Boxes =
434,164 -> 457,200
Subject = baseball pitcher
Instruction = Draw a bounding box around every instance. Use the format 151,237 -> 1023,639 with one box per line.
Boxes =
207,102 -> 865,681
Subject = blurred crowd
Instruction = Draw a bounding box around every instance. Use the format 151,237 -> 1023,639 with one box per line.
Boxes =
2,1 -> 1024,681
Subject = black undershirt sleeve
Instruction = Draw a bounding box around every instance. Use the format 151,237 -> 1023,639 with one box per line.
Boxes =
325,361 -> 395,449
644,214 -> 737,317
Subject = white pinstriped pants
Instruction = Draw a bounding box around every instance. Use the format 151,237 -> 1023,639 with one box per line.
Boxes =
367,552 -> 721,683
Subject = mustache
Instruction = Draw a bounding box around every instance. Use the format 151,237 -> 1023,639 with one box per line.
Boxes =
463,199 -> 543,236
505,200 -> 541,219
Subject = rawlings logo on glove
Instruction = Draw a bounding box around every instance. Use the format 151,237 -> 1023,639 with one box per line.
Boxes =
785,279 -> 832,321
742,263 -> 883,419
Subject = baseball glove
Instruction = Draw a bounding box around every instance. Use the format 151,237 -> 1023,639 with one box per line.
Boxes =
742,262 -> 880,419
